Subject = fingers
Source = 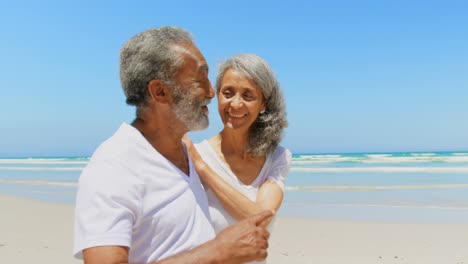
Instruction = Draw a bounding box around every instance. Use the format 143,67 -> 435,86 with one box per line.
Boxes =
250,236 -> 268,261
252,210 -> 275,228
216,213 -> 272,263
254,247 -> 268,261
257,226 -> 270,241
257,214 -> 274,229
252,210 -> 274,226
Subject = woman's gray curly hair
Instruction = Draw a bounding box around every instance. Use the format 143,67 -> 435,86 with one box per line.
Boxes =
216,54 -> 288,156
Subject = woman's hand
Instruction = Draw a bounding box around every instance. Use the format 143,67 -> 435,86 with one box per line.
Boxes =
182,135 -> 208,182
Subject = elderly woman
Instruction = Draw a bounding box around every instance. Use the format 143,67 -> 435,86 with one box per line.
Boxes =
185,53 -> 291,245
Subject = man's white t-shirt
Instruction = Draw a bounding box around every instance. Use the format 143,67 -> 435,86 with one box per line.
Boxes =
73,123 -> 215,263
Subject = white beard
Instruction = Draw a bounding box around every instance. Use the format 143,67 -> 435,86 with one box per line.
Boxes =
171,84 -> 210,131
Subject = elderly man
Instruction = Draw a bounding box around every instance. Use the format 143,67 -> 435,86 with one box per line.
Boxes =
73,27 -> 273,264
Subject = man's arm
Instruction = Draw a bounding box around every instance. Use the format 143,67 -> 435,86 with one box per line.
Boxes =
82,210 -> 274,264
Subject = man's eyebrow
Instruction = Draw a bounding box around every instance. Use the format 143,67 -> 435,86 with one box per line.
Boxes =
199,64 -> 209,73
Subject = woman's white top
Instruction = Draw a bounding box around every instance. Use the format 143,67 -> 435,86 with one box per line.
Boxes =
194,140 -> 291,232
195,140 -> 291,264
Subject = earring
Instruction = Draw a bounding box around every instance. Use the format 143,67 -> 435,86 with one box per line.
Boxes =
260,109 -> 266,114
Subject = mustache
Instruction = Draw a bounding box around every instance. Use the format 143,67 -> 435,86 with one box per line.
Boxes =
200,98 -> 211,107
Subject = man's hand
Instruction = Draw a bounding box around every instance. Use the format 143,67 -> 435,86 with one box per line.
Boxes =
82,211 -> 274,264
214,210 -> 274,263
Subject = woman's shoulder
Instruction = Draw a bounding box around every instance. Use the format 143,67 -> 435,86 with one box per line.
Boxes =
194,136 -> 219,159
272,145 -> 292,159
194,138 -> 209,148
270,145 -> 292,167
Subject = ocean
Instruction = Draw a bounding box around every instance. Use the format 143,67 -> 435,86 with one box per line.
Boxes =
1,152 -> 468,223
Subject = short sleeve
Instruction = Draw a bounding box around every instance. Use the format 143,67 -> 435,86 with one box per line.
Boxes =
267,147 -> 292,192
73,159 -> 142,259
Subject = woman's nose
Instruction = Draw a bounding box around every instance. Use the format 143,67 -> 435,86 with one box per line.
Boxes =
230,95 -> 243,108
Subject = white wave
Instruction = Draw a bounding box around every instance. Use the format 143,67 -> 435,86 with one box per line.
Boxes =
292,156 -> 364,164
290,166 -> 468,173
410,153 -> 437,156
292,155 -> 468,164
285,183 -> 468,192
0,179 -> 77,187
287,202 -> 468,210
0,166 -> 83,171
295,154 -> 343,161
292,152 -> 468,164
0,158 -> 88,165
366,154 -> 392,158
362,156 -> 468,163
299,154 -> 342,158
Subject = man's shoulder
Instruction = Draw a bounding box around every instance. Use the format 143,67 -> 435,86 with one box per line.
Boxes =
89,123 -> 142,162
80,123 -> 146,181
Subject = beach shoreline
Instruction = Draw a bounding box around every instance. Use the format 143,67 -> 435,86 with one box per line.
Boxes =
1,195 -> 468,264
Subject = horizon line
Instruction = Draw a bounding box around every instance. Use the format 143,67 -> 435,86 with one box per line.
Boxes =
1,149 -> 468,159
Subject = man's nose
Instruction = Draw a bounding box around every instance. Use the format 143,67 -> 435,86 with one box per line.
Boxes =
206,81 -> 215,99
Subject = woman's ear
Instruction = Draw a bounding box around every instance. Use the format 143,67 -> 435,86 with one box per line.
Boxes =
148,79 -> 171,104
260,101 -> 266,113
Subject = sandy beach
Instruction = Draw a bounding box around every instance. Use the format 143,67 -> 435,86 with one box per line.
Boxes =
269,218 -> 468,264
1,195 -> 467,264
0,195 -> 81,264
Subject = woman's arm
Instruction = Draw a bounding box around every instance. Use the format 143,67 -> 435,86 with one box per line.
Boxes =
184,136 -> 287,221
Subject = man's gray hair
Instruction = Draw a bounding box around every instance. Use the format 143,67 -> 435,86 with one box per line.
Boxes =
216,54 -> 288,156
119,26 -> 193,107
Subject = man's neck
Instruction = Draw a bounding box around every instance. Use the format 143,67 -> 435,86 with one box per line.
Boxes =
132,117 -> 190,176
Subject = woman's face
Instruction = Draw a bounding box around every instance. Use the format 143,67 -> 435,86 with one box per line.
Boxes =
218,69 -> 266,131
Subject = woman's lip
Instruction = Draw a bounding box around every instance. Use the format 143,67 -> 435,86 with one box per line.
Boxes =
228,112 -> 246,118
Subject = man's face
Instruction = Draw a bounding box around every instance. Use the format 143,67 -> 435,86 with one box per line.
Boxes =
171,82 -> 211,131
170,44 -> 215,131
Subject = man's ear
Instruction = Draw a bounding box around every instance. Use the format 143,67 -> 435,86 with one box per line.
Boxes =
148,80 -> 171,104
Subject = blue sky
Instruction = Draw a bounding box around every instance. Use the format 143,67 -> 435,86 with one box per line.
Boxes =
1,0 -> 467,157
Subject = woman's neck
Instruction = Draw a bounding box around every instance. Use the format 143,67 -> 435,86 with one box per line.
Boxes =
218,129 -> 251,159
